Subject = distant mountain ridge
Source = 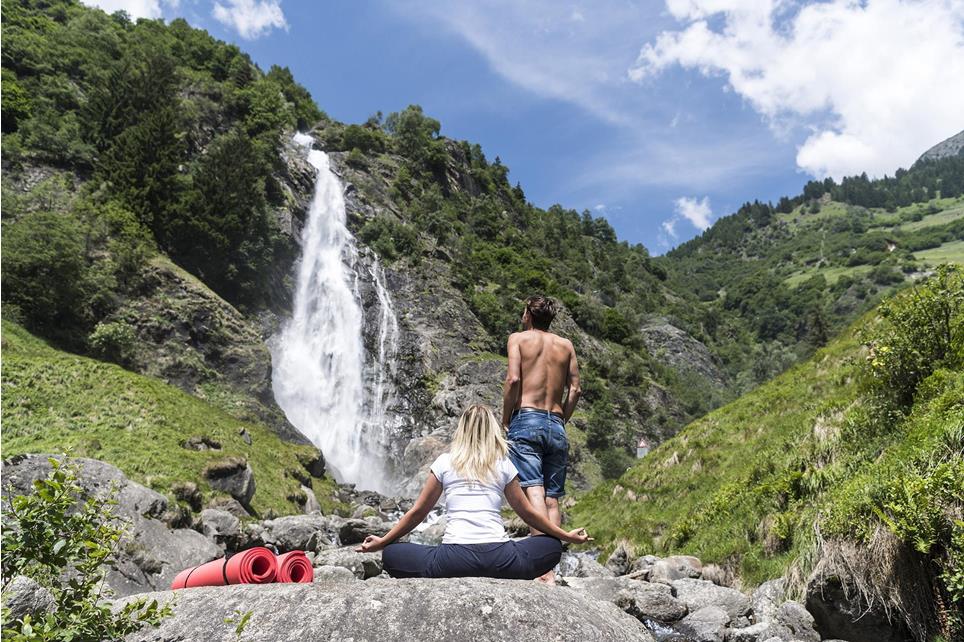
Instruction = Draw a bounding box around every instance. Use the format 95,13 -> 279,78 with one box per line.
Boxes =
917,129 -> 964,164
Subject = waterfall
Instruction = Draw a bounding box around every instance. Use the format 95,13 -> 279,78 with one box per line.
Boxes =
271,133 -> 400,494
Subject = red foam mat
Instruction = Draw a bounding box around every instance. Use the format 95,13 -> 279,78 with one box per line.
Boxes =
171,547 -> 278,590
276,550 -> 313,583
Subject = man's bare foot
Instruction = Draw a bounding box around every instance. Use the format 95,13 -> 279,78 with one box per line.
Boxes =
536,570 -> 556,585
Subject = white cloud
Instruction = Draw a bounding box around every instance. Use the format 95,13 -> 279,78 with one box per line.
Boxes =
629,0 -> 964,179
594,203 -> 606,211
394,1 -> 660,127
661,217 -> 678,238
674,195 -> 713,230
82,0 -> 167,19
213,0 -> 288,39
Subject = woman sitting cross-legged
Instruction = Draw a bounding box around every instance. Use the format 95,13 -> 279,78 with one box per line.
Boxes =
355,403 -> 591,580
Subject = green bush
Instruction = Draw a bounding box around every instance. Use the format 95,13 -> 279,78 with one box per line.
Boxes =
1,211 -> 94,342
357,216 -> 419,262
88,320 -> 137,366
861,266 -> 964,409
1,457 -> 170,640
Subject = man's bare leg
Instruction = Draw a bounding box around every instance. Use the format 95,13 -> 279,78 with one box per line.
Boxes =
523,486 -> 549,535
537,496 -> 562,585
523,486 -> 558,585
545,496 -> 561,528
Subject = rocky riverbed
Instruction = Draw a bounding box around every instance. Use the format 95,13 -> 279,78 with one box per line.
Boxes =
2,455 -> 899,641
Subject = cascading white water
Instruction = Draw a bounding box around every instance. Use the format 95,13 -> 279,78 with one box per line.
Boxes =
271,133 -> 400,494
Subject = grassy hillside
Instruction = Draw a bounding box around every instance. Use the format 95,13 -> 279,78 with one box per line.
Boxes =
1,320 -> 343,517
572,269 -> 963,635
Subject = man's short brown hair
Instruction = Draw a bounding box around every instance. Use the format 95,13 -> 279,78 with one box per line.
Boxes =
525,295 -> 556,330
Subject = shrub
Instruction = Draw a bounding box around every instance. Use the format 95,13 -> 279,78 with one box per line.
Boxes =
861,266 -> 964,409
1,211 -> 92,341
1,457 -> 170,640
88,320 -> 138,366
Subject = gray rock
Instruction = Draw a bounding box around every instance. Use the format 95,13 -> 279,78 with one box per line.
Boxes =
650,555 -> 703,584
259,514 -> 331,552
205,496 -> 250,518
199,509 -> 240,549
171,481 -> 202,512
563,576 -> 636,603
776,601 -> 819,642
558,552 -> 615,578
639,321 -> 727,390
605,541 -> 634,575
297,450 -> 326,479
2,455 -> 220,597
675,605 -> 730,642
409,516 -> 446,545
107,520 -> 221,596
629,554 -> 660,580
338,517 -> 391,545
751,578 -> 786,622
672,578 -> 751,620
203,458 -> 255,507
117,578 -> 655,641
312,565 -> 358,583
916,129 -> 964,163
615,581 -> 689,623
314,546 -> 384,579
3,575 -> 56,621
725,621 -> 794,642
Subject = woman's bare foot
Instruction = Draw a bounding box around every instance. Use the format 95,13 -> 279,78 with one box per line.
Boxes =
535,570 -> 556,585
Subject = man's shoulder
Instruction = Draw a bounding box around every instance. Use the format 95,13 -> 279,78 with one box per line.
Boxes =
553,334 -> 574,350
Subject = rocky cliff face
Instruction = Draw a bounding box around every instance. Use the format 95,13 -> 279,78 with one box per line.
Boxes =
916,129 -> 964,164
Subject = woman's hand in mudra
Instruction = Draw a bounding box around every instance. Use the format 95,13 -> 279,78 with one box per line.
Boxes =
355,535 -> 386,553
564,528 -> 592,544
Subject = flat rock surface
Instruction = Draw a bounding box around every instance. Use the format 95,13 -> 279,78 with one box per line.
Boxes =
118,578 -> 655,642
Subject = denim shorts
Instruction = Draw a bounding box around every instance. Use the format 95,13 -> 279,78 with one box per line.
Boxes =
507,410 -> 569,498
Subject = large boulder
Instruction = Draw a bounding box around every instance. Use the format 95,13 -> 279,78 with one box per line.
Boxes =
615,581 -> 689,624
750,578 -> 786,622
674,605 -> 729,642
671,578 -> 750,620
649,555 -> 703,584
199,509 -> 241,550
256,514 -> 332,552
117,579 -> 656,641
1,455 -> 220,597
337,517 -> 392,545
203,457 -> 256,507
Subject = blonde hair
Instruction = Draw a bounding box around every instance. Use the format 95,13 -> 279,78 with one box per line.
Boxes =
449,404 -> 509,483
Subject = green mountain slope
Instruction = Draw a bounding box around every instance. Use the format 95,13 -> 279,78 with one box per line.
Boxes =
1,320 -> 341,517
571,270 -> 963,636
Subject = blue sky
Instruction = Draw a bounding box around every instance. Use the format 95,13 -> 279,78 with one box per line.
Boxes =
88,0 -> 964,254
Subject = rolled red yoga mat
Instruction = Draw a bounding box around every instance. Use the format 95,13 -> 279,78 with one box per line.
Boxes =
276,550 -> 313,583
170,547 -> 278,590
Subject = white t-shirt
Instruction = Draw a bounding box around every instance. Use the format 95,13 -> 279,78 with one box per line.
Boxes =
430,453 -> 519,544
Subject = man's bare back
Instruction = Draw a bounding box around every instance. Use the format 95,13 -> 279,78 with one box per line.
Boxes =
506,329 -> 575,416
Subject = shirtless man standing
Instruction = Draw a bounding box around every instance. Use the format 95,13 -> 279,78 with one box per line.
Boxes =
501,295 -> 581,583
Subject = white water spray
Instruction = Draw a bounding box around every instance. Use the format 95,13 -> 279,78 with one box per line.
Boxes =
271,133 -> 400,494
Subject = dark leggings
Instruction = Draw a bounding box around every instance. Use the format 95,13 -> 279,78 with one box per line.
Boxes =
382,535 -> 562,580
